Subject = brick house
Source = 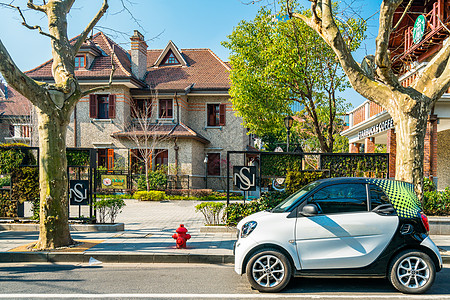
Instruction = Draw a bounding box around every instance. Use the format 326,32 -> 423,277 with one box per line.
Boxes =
0,30 -> 251,190
341,0 -> 450,190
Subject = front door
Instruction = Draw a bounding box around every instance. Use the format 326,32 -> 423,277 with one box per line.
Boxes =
295,183 -> 398,270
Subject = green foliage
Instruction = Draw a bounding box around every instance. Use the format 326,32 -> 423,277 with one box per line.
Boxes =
93,196 -> 126,223
11,167 -> 40,219
67,150 -> 90,166
0,191 -> 16,218
423,178 -> 436,192
0,176 -> 11,188
137,169 -> 168,191
321,155 -> 388,178
260,154 -> 303,177
222,6 -> 365,152
423,188 -> 450,216
133,191 -> 166,201
285,171 -> 328,194
195,202 -> 226,225
225,191 -> 288,226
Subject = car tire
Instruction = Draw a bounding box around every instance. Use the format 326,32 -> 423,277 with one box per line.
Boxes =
388,249 -> 436,294
245,248 -> 292,293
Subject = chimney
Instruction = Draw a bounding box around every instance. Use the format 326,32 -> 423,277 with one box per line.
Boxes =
130,30 -> 148,81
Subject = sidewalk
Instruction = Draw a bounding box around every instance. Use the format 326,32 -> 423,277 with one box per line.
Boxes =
0,200 -> 235,264
0,199 -> 449,264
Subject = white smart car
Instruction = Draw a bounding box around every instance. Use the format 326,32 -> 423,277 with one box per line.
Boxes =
234,178 -> 442,293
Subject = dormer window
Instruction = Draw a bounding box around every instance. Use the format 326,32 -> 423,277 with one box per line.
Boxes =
162,51 -> 179,65
75,55 -> 86,69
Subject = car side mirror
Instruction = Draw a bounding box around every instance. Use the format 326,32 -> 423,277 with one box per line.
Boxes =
300,204 -> 319,217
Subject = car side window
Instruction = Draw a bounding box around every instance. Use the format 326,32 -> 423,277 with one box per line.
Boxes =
369,184 -> 390,210
307,183 -> 368,214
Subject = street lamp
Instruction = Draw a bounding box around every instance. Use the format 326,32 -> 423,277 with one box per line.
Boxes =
284,116 -> 294,152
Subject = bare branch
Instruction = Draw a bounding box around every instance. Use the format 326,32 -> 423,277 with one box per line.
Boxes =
392,0 -> 413,32
73,0 -> 109,54
374,0 -> 402,86
64,0 -> 76,13
0,3 -> 56,40
110,0 -> 146,33
0,39 -> 46,106
27,0 -> 47,13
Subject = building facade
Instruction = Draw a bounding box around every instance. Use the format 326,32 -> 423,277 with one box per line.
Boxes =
0,31 -> 250,190
342,0 -> 450,190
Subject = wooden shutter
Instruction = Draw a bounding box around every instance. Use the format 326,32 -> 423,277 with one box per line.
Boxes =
89,94 -> 97,118
107,149 -> 114,170
108,94 -> 116,119
219,104 -> 226,126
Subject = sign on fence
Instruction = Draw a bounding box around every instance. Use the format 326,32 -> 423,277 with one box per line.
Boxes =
233,166 -> 257,191
69,180 -> 89,205
101,174 -> 127,189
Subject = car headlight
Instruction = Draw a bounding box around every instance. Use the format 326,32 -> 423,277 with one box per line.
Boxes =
241,221 -> 257,238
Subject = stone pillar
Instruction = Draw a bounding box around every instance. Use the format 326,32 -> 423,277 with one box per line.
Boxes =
387,129 -> 396,178
365,137 -> 375,153
350,143 -> 361,153
424,114 -> 438,178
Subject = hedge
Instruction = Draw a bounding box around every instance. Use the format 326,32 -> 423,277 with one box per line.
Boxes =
133,191 -> 166,201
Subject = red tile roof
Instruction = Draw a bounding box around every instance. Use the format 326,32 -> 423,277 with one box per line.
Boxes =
111,122 -> 210,144
0,86 -> 32,116
24,32 -> 230,92
146,49 -> 230,91
26,32 -> 132,80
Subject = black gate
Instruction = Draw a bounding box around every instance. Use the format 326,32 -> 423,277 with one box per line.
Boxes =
226,151 -> 390,205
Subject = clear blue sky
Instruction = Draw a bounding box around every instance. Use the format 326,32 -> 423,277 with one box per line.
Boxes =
0,0 -> 383,108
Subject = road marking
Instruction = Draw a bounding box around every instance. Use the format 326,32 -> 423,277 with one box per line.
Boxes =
0,295 -> 449,299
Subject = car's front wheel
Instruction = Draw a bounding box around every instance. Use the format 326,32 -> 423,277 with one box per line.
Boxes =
245,248 -> 292,292
388,250 -> 436,294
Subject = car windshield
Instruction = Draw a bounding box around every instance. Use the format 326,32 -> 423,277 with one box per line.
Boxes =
271,181 -> 321,213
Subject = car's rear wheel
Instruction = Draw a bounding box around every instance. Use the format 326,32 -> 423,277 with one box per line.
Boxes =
388,250 -> 435,294
245,248 -> 292,292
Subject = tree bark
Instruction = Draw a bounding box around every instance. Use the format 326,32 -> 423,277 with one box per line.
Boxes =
35,107 -> 73,249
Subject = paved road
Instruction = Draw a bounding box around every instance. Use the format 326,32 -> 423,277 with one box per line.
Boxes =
0,263 -> 449,299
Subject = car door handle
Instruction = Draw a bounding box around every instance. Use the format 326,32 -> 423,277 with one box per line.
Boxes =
372,204 -> 396,215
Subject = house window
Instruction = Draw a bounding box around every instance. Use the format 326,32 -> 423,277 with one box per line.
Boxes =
98,148 -> 114,170
89,94 -> 116,119
75,55 -> 86,69
162,51 -> 179,65
9,125 -> 31,138
207,104 -> 226,126
207,153 -> 221,176
159,99 -> 173,118
154,149 -> 168,169
132,99 -> 152,119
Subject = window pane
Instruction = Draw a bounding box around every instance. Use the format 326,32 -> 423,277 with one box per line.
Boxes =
97,95 -> 109,119
207,104 -> 220,126
370,184 -> 390,210
308,183 -> 367,214
207,153 -> 220,176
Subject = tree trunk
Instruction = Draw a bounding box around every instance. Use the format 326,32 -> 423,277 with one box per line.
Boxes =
35,107 -> 73,250
393,109 -> 428,199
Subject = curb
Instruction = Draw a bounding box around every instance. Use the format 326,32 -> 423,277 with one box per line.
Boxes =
0,251 -> 447,264
0,223 -> 125,232
0,252 -> 234,264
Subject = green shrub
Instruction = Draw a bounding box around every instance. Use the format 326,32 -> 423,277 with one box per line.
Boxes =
285,170 -> 328,194
11,167 -> 40,219
423,188 -> 450,216
423,178 -> 436,192
93,196 -> 126,223
137,169 -> 168,191
67,150 -> 90,166
0,176 -> 11,188
225,191 -> 288,226
195,202 -> 226,225
133,190 -> 166,201
0,191 -> 16,218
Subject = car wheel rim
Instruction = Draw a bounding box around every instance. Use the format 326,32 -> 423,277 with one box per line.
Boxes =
397,256 -> 430,289
252,254 -> 285,288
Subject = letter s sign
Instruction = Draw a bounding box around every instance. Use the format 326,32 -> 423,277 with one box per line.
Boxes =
233,166 -> 257,191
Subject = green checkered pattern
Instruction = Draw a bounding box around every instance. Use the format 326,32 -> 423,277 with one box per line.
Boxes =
366,179 -> 422,218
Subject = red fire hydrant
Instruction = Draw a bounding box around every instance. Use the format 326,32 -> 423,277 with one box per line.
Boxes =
172,224 -> 191,249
